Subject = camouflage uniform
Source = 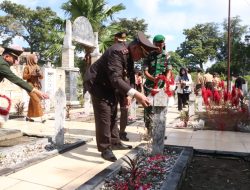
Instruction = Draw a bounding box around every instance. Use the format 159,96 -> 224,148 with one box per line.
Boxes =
143,51 -> 167,137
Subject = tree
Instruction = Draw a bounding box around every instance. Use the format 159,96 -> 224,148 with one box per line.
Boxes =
167,51 -> 185,74
176,23 -> 221,70
219,16 -> 248,76
110,18 -> 148,38
61,0 -> 126,80
98,18 -> 149,53
0,0 -> 64,65
61,0 -> 125,32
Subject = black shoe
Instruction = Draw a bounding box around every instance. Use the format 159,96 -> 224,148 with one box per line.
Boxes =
101,149 -> 117,162
26,117 -> 34,122
111,142 -> 132,150
119,133 -> 129,141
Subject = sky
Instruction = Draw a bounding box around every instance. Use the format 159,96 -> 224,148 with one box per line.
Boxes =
1,0 -> 250,52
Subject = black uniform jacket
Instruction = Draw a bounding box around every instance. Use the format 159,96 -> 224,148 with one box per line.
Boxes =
84,42 -> 133,100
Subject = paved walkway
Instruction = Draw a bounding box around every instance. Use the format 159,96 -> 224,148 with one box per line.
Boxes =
0,105 -> 250,190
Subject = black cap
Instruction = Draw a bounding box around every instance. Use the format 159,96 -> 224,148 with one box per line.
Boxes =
114,32 -> 127,42
137,31 -> 158,51
3,45 -> 23,58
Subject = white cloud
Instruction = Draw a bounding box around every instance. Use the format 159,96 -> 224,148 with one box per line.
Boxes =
135,0 -> 161,15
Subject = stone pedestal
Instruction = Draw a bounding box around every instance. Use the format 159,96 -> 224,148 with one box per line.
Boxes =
62,46 -> 75,68
61,68 -> 80,105
61,19 -> 79,105
189,93 -> 195,116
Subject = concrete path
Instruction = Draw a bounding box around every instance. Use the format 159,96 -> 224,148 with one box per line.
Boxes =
0,105 -> 249,190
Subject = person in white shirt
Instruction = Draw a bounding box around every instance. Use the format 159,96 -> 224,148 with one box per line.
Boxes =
175,67 -> 193,111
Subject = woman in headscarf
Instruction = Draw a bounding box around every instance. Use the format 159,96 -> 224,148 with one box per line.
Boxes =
175,67 -> 192,111
23,54 -> 45,123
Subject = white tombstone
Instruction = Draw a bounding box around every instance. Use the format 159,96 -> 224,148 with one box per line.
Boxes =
54,88 -> 66,146
197,95 -> 203,112
41,67 -> 56,109
150,89 -> 169,155
72,16 -> 95,48
189,93 -> 195,116
242,82 -> 248,96
129,99 -> 137,120
152,106 -> 168,155
83,91 -> 92,116
62,20 -> 75,68
61,20 -> 79,105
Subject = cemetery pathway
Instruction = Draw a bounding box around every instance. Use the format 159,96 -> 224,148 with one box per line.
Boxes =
0,106 -> 250,190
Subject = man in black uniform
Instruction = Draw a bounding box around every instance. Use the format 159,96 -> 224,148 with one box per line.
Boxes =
84,31 -> 157,162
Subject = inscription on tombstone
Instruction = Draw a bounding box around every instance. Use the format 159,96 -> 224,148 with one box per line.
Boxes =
149,90 -> 169,155
54,88 -> 66,146
152,106 -> 168,155
65,71 -> 78,102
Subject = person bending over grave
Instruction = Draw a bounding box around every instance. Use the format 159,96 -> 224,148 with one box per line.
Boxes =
84,31 -> 158,162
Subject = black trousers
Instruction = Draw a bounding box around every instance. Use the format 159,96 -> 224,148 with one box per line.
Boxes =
118,94 -> 128,134
91,95 -> 120,152
177,93 -> 186,111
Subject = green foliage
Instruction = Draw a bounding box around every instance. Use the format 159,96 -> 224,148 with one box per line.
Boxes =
99,18 -> 149,53
0,0 -> 64,66
176,17 -> 249,77
168,51 -> 185,73
207,61 -> 226,75
61,0 -> 126,78
110,18 -> 148,38
177,22 -> 221,70
244,75 -> 250,90
61,0 -> 125,32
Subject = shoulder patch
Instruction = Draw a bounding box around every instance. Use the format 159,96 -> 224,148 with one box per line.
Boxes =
121,48 -> 129,55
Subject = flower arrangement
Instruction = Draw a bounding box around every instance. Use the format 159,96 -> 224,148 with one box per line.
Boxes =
151,74 -> 174,97
101,148 -> 179,190
0,94 -> 11,116
200,85 -> 250,131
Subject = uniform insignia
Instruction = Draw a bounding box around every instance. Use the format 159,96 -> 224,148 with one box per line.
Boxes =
121,48 -> 129,55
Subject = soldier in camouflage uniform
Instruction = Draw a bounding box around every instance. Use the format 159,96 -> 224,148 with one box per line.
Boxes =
143,34 -> 168,139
